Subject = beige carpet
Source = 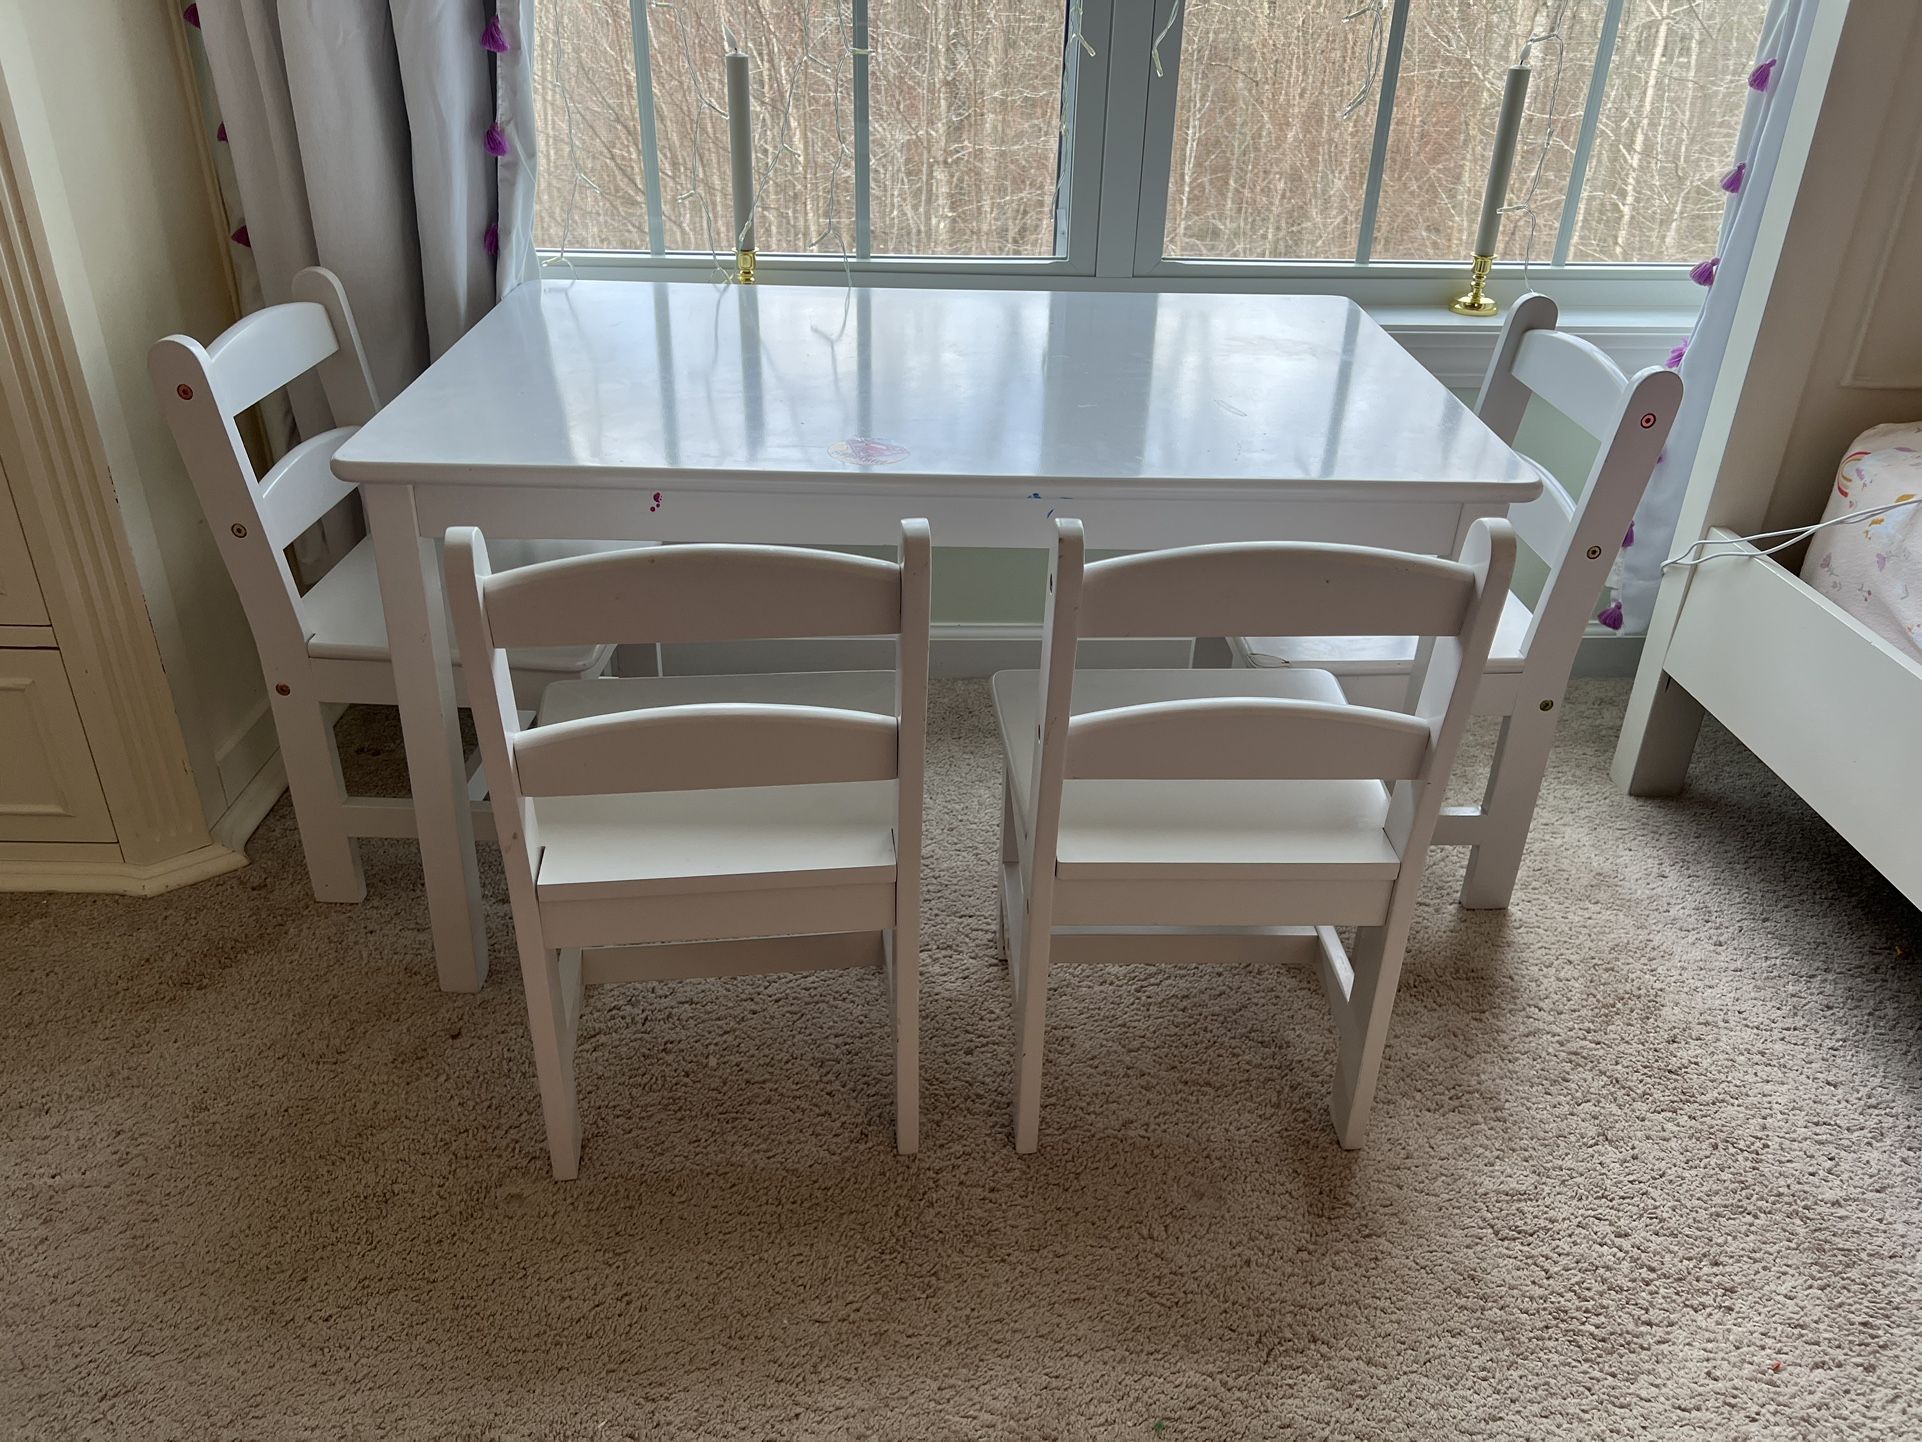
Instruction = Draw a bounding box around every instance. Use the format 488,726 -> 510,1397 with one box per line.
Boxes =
2,680 -> 1918,1438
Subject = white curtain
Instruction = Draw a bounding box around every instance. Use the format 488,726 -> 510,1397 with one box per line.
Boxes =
1614,0 -> 1815,632
194,0 -> 538,570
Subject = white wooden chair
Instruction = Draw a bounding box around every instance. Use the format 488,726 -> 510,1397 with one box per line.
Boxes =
1234,294 -> 1681,909
446,523 -> 931,1178
149,267 -> 619,906
995,517 -> 1515,1153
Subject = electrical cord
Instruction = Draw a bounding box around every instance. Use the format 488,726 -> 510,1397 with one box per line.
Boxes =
1663,498 -> 1921,570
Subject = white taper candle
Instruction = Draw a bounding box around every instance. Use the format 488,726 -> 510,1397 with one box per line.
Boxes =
725,45 -> 756,255
1474,65 -> 1531,257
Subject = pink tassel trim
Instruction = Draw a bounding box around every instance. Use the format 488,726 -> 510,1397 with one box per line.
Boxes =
216,122 -> 227,143
481,17 -> 510,53
483,223 -> 500,257
183,4 -> 200,27
484,124 -> 510,158
1597,600 -> 1625,631
1721,162 -> 1746,194
1666,340 -> 1689,370
1748,57 -> 1777,91
1689,256 -> 1720,287
231,224 -> 251,248
1622,521 -> 1635,549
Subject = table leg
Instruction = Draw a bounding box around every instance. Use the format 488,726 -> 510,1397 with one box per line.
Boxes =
363,484 -> 489,992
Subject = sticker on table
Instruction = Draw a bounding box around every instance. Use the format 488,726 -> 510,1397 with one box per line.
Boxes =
829,437 -> 909,466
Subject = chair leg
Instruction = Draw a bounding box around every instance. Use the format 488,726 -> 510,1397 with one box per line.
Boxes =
996,773 -> 1017,963
888,924 -> 920,1155
1458,703 -> 1561,910
524,945 -> 582,1180
271,692 -> 365,903
1011,883 -> 1054,1154
1000,769 -> 1019,868
1330,1046 -> 1373,1150
1329,919 -> 1419,1149
1329,925 -> 1387,1149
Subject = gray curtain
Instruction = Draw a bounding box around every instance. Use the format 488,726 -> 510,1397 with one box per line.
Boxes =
189,0 -> 539,573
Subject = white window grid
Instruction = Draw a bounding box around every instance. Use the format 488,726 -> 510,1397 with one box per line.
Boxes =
574,0 -> 1700,311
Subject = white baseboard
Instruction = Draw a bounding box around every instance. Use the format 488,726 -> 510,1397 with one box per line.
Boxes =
214,699 -> 278,807
0,842 -> 247,896
208,747 -> 288,854
1571,629 -> 1644,678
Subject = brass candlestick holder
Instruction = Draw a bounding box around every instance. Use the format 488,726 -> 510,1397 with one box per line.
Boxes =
736,247 -> 757,285
1449,253 -> 1499,317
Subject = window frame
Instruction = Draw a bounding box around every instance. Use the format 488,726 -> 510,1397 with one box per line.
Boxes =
548,0 -> 1713,317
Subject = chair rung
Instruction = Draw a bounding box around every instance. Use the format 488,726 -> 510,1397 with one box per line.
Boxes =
1315,925 -> 1364,1057
342,797 -> 417,839
1432,804 -> 1488,847
341,796 -> 496,842
580,931 -> 886,984
1049,925 -> 1326,967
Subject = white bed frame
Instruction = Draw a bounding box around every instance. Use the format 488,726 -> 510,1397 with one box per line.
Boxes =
1612,0 -> 1922,912
1659,529 -> 1922,908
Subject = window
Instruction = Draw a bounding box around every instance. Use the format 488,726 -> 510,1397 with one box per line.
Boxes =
532,0 -> 1771,299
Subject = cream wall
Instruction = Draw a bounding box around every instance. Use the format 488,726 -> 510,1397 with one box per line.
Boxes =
5,0 -> 265,821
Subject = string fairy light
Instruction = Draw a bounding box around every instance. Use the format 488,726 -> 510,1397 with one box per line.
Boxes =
1339,0 -> 1391,120
1150,0 -> 1184,78
1068,0 -> 1097,60
1664,499 -> 1922,571
539,0 -> 609,276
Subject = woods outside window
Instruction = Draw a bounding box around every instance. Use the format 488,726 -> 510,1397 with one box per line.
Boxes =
531,0 -> 1770,305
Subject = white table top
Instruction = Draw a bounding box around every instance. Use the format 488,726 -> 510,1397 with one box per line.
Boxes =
334,280 -> 1540,504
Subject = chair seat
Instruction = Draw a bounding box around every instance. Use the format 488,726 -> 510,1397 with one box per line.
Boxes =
532,782 -> 898,900
991,668 -> 1400,880
531,671 -> 901,901
1235,588 -> 1534,675
304,536 -> 617,676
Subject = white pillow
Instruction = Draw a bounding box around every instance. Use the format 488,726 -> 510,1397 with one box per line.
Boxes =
1799,421 -> 1922,661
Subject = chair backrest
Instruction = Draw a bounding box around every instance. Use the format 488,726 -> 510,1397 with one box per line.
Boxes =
1474,292 -> 1681,658
446,523 -> 932,922
1027,518 -> 1514,871
148,267 -> 381,666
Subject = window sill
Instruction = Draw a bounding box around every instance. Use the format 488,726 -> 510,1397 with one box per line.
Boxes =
1372,303 -> 1696,389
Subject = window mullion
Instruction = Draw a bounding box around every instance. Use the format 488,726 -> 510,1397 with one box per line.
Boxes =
1553,0 -> 1627,266
1354,0 -> 1413,265
1056,0 -> 1115,271
1087,0 -> 1155,277
627,0 -> 666,256
1128,0 -> 1182,275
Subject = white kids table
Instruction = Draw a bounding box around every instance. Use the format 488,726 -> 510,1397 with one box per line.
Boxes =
333,279 -> 1540,991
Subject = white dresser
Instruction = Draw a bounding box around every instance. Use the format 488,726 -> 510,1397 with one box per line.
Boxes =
0,473 -> 115,847
0,4 -> 276,892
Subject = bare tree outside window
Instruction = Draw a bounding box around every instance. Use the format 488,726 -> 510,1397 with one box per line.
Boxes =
532,0 -> 1769,267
